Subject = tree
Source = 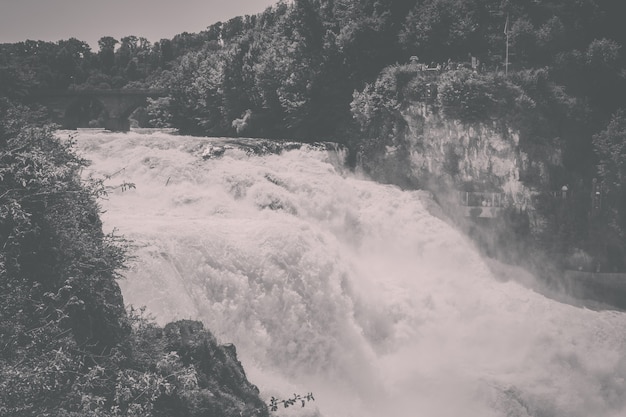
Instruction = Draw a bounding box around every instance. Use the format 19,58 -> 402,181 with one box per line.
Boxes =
53,38 -> 93,88
593,109 -> 626,238
98,36 -> 118,74
115,35 -> 139,74
154,38 -> 174,67
399,0 -> 494,64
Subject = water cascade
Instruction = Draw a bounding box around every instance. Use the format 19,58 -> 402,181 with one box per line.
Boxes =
72,131 -> 626,417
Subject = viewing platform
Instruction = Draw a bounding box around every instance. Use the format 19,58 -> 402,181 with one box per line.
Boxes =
458,191 -> 504,218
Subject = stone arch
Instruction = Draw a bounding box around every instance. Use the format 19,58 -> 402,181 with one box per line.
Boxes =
64,96 -> 107,129
97,94 -> 151,131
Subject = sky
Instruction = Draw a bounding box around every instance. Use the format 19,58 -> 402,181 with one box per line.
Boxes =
0,0 -> 279,50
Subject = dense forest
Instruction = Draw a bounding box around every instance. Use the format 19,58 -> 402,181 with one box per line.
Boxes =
2,0 -> 626,265
2,0 -> 626,411
2,0 -> 624,138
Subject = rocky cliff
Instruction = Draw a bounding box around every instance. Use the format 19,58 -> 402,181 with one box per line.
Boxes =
353,66 -> 571,231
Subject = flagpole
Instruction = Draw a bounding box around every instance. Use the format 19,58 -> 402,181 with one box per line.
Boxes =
505,13 -> 509,76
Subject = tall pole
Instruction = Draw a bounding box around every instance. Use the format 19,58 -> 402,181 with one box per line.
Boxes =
504,13 -> 509,76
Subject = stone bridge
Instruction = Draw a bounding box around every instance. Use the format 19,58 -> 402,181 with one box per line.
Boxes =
26,89 -> 169,131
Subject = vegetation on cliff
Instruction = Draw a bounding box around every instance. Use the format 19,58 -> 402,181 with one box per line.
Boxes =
0,100 -> 268,416
350,61 -> 626,275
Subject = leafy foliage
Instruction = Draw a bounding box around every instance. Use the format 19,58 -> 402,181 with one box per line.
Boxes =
1,0 -> 624,141
592,109 -> 626,266
269,392 -> 315,412
0,101 -> 269,416
437,68 -> 522,124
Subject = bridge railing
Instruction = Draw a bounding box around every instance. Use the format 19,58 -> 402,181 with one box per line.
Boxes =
27,88 -> 169,98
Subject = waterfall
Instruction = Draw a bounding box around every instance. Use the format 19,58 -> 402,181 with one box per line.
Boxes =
72,130 -> 626,417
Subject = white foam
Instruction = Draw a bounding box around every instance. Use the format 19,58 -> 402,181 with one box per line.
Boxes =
71,131 -> 626,417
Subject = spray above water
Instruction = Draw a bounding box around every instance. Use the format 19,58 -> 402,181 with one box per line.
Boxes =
72,130 -> 626,417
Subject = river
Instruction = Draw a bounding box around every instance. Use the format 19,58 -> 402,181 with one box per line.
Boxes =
71,130 -> 626,417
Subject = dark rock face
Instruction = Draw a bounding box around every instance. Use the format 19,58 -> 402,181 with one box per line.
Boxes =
161,320 -> 269,417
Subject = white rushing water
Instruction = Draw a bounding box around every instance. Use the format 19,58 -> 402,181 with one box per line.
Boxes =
72,130 -> 626,417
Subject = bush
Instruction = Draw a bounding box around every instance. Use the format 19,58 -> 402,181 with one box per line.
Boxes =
1,98 -> 128,415
437,68 -> 523,125
0,99 -> 269,416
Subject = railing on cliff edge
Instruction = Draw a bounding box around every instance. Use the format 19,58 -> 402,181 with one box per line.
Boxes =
457,191 -> 505,218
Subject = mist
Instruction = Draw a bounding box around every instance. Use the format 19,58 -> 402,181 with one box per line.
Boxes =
73,130 -> 626,417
